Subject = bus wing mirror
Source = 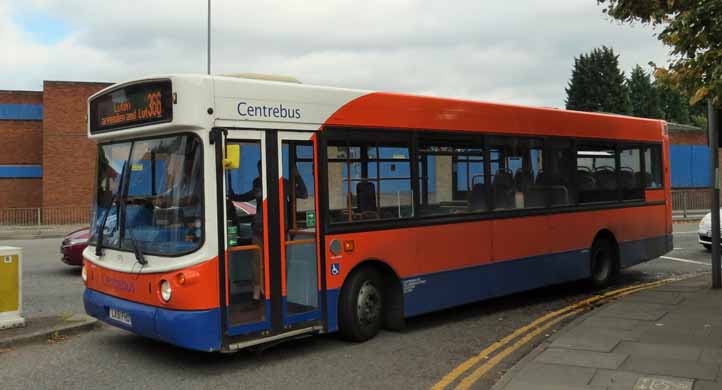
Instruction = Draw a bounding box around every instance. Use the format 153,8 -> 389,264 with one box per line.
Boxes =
223,144 -> 240,170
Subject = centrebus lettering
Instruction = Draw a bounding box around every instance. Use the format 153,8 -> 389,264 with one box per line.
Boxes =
237,102 -> 301,120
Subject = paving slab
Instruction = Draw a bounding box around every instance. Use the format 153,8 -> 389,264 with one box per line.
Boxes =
638,327 -> 722,348
534,347 -> 628,369
579,316 -> 644,331
550,332 -> 624,352
589,369 -> 694,390
595,302 -> 670,321
622,291 -> 686,305
612,341 -> 702,361
506,362 -> 597,388
700,348 -> 722,364
620,355 -> 719,381
694,380 -> 722,390
501,380 -> 605,390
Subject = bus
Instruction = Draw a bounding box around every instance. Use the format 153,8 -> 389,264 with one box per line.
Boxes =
82,74 -> 672,352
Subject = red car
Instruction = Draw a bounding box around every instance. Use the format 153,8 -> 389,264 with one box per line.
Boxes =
61,227 -> 90,266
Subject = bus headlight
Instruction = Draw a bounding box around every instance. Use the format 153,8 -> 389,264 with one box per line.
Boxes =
160,280 -> 172,302
81,265 -> 87,283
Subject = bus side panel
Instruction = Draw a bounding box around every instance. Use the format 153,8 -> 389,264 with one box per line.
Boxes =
323,205 -> 671,329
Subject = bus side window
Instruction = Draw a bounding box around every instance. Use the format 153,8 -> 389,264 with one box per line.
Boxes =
644,145 -> 663,189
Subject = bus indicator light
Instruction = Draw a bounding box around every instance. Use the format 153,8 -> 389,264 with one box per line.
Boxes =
343,240 -> 355,252
176,273 -> 186,286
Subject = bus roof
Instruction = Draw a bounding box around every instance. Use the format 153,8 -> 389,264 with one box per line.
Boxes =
88,74 -> 665,143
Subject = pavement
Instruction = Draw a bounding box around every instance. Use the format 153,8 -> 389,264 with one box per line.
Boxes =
493,275 -> 722,390
0,314 -> 98,350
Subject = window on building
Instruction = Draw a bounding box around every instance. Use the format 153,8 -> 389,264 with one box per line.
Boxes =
644,144 -> 663,189
577,142 -> 618,203
327,138 -> 413,223
417,137 -> 486,216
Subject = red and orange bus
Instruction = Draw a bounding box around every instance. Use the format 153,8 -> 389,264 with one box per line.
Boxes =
82,74 -> 671,351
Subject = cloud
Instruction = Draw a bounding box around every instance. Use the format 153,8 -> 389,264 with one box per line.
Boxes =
4,0 -> 670,107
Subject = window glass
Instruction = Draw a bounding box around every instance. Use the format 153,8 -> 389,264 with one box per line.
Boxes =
540,139 -> 575,206
620,146 -> 643,200
327,141 -> 413,223
577,142 -> 618,203
90,135 -> 204,256
488,136 -> 552,209
418,140 -> 486,216
644,145 -> 663,189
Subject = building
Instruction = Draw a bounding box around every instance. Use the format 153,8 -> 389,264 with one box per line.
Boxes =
0,81 -> 111,224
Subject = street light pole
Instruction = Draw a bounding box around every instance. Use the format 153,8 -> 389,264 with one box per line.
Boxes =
207,0 -> 211,75
709,99 -> 721,289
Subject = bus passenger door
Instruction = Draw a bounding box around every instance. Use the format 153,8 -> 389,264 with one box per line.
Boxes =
277,131 -> 322,327
222,132 -> 272,336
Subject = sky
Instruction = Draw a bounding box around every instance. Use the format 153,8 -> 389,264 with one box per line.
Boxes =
2,0 -> 671,108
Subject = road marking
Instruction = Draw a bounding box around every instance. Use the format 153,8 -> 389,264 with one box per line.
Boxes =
455,308 -> 585,390
660,256 -> 710,266
673,231 -> 699,235
673,248 -> 685,250
432,279 -> 677,390
449,280 -> 680,390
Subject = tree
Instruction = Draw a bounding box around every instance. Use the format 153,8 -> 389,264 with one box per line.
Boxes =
656,84 -> 690,124
628,65 -> 662,119
597,1 -> 722,106
566,46 -> 631,115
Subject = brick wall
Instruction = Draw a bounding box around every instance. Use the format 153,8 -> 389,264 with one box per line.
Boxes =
0,90 -> 43,209
0,179 -> 42,208
0,90 -> 42,105
0,121 -> 42,165
41,81 -> 111,209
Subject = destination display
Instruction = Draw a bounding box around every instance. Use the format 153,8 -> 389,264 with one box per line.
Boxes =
90,80 -> 173,133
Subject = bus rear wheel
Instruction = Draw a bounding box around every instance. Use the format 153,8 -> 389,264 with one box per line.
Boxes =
589,239 -> 618,289
339,267 -> 384,342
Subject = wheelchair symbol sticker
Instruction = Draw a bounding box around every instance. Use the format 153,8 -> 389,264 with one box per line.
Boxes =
331,263 -> 340,276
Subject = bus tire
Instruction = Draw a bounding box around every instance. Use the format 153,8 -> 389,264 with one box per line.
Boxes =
339,267 -> 384,342
589,238 -> 617,289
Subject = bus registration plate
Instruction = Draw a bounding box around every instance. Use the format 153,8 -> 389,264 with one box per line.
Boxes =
109,308 -> 132,326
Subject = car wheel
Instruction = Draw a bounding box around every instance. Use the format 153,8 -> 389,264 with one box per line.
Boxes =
339,267 -> 384,342
704,244 -> 712,251
590,239 -> 618,289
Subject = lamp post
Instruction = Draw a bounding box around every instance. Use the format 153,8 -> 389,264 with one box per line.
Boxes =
207,0 -> 211,75
710,99 -> 721,289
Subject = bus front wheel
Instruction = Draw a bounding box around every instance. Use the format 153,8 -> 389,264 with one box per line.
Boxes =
339,267 -> 384,342
589,239 -> 618,289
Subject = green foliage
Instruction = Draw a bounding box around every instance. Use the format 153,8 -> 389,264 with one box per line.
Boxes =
628,65 -> 662,119
598,0 -> 722,107
565,46 -> 631,115
657,84 -> 690,124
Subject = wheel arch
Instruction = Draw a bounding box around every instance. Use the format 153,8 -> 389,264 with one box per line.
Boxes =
341,258 -> 405,331
591,228 -> 621,272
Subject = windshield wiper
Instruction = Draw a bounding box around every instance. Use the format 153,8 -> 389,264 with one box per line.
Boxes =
118,193 -> 147,266
95,161 -> 128,257
115,158 -> 148,266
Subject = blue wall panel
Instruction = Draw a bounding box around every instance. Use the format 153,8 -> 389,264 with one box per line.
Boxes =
0,165 -> 42,178
0,104 -> 43,120
670,144 -> 710,188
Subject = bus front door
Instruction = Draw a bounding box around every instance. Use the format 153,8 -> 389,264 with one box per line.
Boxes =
220,130 -> 321,345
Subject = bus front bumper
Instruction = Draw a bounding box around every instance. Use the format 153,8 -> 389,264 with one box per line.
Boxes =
83,289 -> 221,352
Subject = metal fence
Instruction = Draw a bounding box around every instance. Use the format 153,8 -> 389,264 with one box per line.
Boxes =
671,189 -> 712,216
0,207 -> 92,226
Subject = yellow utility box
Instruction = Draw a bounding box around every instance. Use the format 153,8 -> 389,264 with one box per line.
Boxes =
0,246 -> 25,329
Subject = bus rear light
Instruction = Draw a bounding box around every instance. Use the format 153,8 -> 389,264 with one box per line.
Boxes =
176,273 -> 186,285
81,265 -> 87,283
344,240 -> 355,252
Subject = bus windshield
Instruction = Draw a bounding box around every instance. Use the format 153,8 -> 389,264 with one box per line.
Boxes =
90,134 -> 203,256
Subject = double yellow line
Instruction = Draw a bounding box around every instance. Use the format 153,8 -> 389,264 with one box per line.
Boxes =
432,278 -> 678,390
